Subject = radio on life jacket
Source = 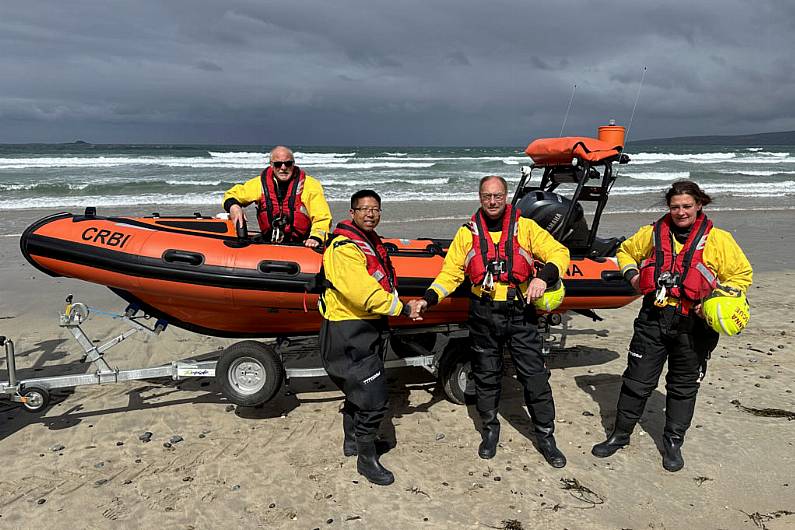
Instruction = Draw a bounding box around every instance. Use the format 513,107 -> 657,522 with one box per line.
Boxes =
482,259 -> 507,291
487,259 -> 507,275
270,216 -> 287,243
654,271 -> 680,307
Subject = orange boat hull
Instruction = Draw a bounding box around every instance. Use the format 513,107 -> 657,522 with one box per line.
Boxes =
21,213 -> 638,337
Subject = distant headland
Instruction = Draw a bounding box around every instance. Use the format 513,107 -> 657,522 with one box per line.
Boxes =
633,130 -> 795,146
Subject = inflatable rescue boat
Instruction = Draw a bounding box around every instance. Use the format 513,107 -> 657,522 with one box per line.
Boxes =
20,128 -> 638,338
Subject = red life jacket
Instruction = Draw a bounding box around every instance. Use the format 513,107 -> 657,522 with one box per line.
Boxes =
464,205 -> 534,288
256,167 -> 311,241
330,220 -> 397,292
638,212 -> 717,304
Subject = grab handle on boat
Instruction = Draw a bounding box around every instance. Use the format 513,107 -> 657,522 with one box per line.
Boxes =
601,270 -> 624,282
259,260 -> 300,276
163,250 -> 204,266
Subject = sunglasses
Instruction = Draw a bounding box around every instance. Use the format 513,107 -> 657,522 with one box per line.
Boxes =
272,160 -> 295,168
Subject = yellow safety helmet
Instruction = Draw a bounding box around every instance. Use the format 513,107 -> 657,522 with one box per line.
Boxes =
703,285 -> 750,336
534,279 -> 566,312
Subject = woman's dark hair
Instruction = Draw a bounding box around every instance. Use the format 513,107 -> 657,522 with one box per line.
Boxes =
665,180 -> 712,207
350,189 -> 381,208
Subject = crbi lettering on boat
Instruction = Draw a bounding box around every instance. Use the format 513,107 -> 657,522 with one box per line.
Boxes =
81,227 -> 132,248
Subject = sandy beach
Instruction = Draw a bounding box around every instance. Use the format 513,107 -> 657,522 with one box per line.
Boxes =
0,205 -> 793,529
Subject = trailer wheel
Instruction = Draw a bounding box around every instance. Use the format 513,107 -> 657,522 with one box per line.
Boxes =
216,341 -> 284,407
438,339 -> 474,405
21,386 -> 50,413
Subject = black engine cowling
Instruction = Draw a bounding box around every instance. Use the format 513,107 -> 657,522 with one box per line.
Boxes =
515,191 -> 588,244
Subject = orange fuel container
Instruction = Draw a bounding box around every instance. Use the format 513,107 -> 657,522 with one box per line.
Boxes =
597,123 -> 625,149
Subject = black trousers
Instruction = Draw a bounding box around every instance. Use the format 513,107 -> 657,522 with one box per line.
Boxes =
468,296 -> 555,428
616,297 -> 719,437
320,318 -> 389,442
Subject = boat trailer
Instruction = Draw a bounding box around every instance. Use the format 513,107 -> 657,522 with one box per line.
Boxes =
0,294 -> 566,413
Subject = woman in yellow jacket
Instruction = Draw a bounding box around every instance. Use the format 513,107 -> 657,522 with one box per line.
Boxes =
413,176 -> 571,467
592,180 -> 752,471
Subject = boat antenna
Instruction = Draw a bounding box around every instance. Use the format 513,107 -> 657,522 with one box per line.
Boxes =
610,67 -> 646,192
623,66 -> 646,148
559,84 -> 577,136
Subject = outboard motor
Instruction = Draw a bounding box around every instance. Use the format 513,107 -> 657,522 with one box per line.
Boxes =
515,191 -> 589,246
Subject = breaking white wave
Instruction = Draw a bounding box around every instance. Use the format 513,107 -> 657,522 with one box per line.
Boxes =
301,162 -> 436,169
622,171 -> 690,181
323,177 -> 449,186
721,170 -> 795,177
628,151 -> 793,165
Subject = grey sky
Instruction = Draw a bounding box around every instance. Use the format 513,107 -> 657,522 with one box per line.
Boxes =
1,0 -> 793,145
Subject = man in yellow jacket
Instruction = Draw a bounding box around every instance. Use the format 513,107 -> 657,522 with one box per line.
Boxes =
592,180 -> 752,472
319,189 -> 413,486
223,146 -> 332,247
411,176 -> 571,467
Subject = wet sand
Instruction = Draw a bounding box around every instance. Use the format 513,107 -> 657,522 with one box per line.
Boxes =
0,205 -> 793,528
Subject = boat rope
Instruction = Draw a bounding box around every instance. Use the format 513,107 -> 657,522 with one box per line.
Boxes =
559,84 -> 577,137
86,306 -> 127,318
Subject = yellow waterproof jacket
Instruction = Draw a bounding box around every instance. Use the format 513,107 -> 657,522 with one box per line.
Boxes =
223,173 -> 332,242
617,224 -> 753,293
320,235 -> 405,321
429,217 -> 570,302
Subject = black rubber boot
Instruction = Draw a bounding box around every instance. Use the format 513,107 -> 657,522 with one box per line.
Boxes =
534,425 -> 567,468
343,409 -> 390,457
356,440 -> 395,486
478,410 -> 500,459
662,433 -> 685,472
591,417 -> 636,458
342,409 -> 357,457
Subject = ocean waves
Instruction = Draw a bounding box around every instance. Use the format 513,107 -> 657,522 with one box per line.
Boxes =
1,144 -> 794,213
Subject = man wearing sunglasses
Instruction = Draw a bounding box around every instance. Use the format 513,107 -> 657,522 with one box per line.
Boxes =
407,176 -> 571,467
223,145 -> 332,247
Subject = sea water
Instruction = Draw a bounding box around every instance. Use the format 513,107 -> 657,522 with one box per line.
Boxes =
1,144 -> 793,214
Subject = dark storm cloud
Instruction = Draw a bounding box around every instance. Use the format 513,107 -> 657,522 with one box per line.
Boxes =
0,0 -> 793,144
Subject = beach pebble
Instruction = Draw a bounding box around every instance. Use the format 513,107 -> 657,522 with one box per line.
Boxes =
163,442 -> 172,448
116,441 -> 124,446
138,432 -> 153,443
582,411 -> 594,416
435,433 -> 445,441
231,484 -> 240,491
49,444 -> 65,452
169,435 -> 184,444
37,498 -> 46,505
95,479 -> 108,486
94,462 -> 104,469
